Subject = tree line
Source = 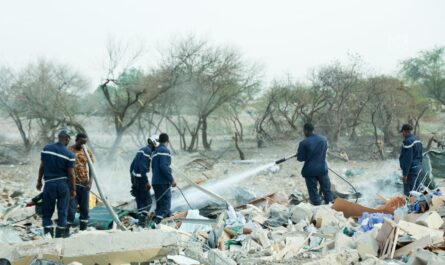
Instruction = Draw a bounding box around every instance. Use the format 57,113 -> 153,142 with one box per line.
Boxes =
0,37 -> 444,160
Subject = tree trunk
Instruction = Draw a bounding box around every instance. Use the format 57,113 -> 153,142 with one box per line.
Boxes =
234,132 -> 245,160
202,116 -> 211,150
187,119 -> 202,152
108,130 -> 125,160
10,113 -> 32,153
371,111 -> 384,160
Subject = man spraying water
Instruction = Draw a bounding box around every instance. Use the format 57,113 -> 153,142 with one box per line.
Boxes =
296,123 -> 334,205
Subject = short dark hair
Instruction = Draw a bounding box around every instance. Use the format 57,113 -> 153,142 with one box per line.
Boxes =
159,133 -> 169,143
303,123 -> 314,132
400,124 -> 413,133
76,133 -> 88,141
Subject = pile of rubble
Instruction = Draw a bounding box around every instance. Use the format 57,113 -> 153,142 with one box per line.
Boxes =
2,186 -> 445,265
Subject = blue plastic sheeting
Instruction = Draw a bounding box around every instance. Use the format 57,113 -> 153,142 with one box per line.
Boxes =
358,212 -> 394,232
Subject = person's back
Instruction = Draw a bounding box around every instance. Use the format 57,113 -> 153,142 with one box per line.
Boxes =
400,134 -> 423,175
151,133 -> 175,224
37,129 -> 75,238
152,144 -> 173,185
42,142 -> 75,181
296,123 -> 332,205
297,134 -> 328,178
399,124 -> 423,195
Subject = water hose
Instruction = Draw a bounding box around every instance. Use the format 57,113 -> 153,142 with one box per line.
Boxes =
328,167 -> 359,203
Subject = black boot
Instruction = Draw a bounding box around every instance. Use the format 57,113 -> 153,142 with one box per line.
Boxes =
138,215 -> 147,228
65,224 -> 71,238
55,227 -> 65,238
79,221 -> 88,231
44,227 -> 54,238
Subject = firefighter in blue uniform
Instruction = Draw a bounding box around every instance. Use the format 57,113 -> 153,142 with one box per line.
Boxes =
130,135 -> 159,227
296,123 -> 334,205
151,133 -> 176,224
399,124 -> 423,196
36,129 -> 76,238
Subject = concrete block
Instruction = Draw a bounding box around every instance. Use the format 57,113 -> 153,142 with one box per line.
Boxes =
355,232 -> 379,258
416,211 -> 444,230
290,203 -> 313,224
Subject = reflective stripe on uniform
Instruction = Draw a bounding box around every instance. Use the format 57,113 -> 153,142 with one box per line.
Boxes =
137,150 -> 151,159
41,150 -> 75,161
403,140 -> 422,149
152,153 -> 171,159
132,171 -> 142,177
44,176 -> 68,183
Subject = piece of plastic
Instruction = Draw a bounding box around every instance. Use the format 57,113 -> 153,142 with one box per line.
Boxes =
358,212 -> 394,232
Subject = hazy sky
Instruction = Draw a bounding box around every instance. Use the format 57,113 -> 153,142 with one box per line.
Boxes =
1,0 -> 444,87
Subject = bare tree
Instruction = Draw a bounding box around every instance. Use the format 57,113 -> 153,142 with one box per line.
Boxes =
0,67 -> 33,151
165,37 -> 261,151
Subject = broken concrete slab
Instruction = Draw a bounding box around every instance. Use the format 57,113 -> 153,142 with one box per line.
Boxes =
406,248 -> 445,265
0,229 -> 186,265
397,220 -> 444,244
415,211 -> 444,229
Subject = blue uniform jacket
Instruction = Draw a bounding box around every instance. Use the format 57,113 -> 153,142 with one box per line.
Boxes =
296,134 -> 328,178
130,145 -> 153,185
41,142 -> 75,181
399,134 -> 422,176
151,144 -> 174,185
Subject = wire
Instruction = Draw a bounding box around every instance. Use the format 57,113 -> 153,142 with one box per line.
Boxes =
328,167 -> 359,203
176,185 -> 194,210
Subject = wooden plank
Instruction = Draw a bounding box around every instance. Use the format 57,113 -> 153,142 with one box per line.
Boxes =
390,227 -> 400,259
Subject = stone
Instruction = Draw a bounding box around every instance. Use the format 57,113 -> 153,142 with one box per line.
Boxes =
313,206 -> 347,228
355,232 -> 379,258
264,203 -> 289,227
415,211 -> 444,230
290,203 -> 313,224
251,228 -> 271,248
289,190 -> 305,205
398,220 -> 444,244
208,249 -> 237,265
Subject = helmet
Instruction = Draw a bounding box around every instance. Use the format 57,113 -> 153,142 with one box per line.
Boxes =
57,128 -> 72,139
147,134 -> 159,147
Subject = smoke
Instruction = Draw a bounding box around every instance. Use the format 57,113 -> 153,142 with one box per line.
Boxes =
333,159 -> 402,207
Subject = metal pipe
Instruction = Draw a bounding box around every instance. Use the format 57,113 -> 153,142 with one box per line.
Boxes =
83,144 -> 127,231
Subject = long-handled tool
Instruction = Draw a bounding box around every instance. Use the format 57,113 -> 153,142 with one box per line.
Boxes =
275,154 -> 297,164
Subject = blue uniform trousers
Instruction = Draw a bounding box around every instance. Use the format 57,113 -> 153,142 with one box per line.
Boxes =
134,178 -> 152,217
153,184 -> 171,219
304,175 -> 334,205
67,184 -> 90,225
42,180 -> 70,228
403,172 -> 422,196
